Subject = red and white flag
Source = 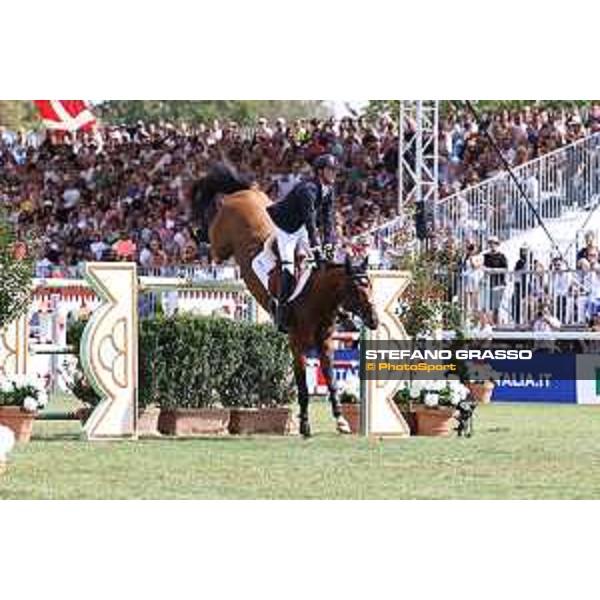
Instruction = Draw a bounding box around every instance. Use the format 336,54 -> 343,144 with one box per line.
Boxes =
34,100 -> 97,132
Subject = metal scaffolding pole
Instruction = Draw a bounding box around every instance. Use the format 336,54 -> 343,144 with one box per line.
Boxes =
399,101 -> 439,238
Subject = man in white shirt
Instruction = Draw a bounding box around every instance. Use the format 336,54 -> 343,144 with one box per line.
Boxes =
89,233 -> 108,261
62,186 -> 80,209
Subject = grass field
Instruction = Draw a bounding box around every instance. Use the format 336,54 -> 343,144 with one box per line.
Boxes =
2,397 -> 600,499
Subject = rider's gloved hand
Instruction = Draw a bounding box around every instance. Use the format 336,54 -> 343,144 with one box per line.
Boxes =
323,243 -> 335,262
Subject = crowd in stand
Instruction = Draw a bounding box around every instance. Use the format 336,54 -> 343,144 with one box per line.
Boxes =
454,229 -> 600,330
435,103 -> 600,197
0,115 -> 399,277
4,104 -> 600,331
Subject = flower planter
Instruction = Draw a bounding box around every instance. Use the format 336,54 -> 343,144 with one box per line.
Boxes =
340,403 -> 361,434
158,408 -> 230,436
467,382 -> 495,404
0,407 -> 36,443
414,406 -> 455,437
137,406 -> 161,437
229,407 -> 293,435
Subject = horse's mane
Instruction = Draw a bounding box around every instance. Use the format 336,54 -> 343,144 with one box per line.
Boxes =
191,162 -> 254,225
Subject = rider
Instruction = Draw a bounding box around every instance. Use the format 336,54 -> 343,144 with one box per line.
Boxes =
266,153 -> 339,331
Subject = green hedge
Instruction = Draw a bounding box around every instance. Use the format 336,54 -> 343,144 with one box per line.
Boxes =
69,316 -> 295,410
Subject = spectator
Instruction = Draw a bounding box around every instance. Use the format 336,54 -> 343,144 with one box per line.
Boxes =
483,235 -> 508,323
437,103 -> 598,197
459,241 -> 484,315
576,230 -> 598,263
548,256 -> 574,323
513,243 -> 532,325
1,115 -> 401,274
531,302 -> 561,331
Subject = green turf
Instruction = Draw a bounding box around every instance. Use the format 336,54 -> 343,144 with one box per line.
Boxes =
2,397 -> 600,499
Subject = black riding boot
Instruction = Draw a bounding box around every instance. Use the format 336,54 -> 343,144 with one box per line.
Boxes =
276,270 -> 295,333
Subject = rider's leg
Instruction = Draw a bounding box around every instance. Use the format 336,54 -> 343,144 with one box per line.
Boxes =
275,227 -> 299,330
296,226 -> 311,260
251,246 -> 276,293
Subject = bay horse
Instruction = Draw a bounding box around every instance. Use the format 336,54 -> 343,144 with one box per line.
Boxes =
191,163 -> 379,437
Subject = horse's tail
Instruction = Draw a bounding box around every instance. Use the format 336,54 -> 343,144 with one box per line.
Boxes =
191,162 -> 253,226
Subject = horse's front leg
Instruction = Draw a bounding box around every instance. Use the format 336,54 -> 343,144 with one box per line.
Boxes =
320,347 -> 352,434
293,354 -> 311,438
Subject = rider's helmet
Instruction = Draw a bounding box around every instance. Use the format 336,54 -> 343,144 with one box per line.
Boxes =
313,153 -> 339,171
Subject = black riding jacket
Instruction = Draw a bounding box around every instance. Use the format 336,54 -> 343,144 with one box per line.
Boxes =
267,178 -> 336,247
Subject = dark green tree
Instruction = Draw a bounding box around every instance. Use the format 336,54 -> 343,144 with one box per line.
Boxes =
361,99 -> 598,124
0,101 -> 38,129
0,212 -> 34,329
95,100 -> 329,125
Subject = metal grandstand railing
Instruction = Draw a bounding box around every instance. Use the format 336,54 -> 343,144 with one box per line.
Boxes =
436,133 -> 600,250
34,263 -> 241,281
360,133 -> 600,256
442,266 -> 600,328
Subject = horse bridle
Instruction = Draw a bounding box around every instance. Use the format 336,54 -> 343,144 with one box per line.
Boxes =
343,272 -> 372,315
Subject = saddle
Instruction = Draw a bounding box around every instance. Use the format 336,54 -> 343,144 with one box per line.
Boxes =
263,235 -> 314,303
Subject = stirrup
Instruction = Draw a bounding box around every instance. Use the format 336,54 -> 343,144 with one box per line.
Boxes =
274,300 -> 290,333
269,298 -> 278,319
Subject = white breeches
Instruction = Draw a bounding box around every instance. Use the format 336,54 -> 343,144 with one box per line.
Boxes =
275,225 -> 310,274
251,226 -> 310,293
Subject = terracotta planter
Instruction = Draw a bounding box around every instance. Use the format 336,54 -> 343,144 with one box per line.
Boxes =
467,382 -> 495,404
340,403 -> 361,434
414,406 -> 455,437
137,406 -> 161,437
0,407 -> 36,443
158,408 -> 230,436
229,407 -> 292,435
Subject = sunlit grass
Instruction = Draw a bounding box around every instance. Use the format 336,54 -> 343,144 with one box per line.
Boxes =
2,396 -> 600,499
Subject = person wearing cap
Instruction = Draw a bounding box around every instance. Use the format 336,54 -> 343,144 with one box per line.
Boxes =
483,235 -> 508,323
262,153 -> 339,331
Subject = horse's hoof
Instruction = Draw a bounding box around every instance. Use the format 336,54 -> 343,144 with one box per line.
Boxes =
299,421 -> 312,438
336,417 -> 352,435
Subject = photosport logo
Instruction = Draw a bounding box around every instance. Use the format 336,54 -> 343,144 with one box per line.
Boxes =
361,341 -> 534,380
360,339 -> 600,403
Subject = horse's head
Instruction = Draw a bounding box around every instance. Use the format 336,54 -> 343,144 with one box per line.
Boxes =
340,256 -> 379,330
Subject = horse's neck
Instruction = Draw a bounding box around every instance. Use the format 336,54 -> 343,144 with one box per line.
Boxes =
311,267 -> 346,323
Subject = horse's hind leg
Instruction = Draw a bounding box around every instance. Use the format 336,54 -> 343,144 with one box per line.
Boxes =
293,353 -> 311,438
319,346 -> 351,434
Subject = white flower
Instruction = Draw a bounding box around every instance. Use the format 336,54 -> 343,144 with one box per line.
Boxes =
411,379 -> 425,393
37,391 -> 49,409
23,396 -> 39,413
0,425 -> 15,459
409,387 -> 421,399
424,392 -> 439,407
430,379 -> 446,392
340,372 -> 360,398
